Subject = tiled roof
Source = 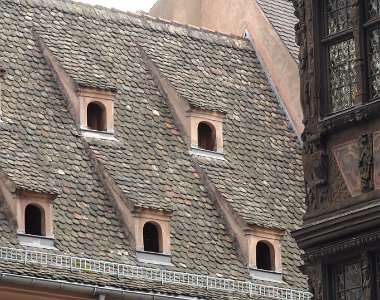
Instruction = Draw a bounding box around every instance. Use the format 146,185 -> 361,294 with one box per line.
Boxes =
0,0 -> 307,297
257,0 -> 299,61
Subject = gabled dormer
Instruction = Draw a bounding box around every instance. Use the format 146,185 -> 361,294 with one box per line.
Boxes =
139,47 -> 226,159
245,225 -> 284,282
188,109 -> 225,157
34,33 -> 117,140
0,171 -> 57,249
133,207 -> 173,265
78,87 -> 116,138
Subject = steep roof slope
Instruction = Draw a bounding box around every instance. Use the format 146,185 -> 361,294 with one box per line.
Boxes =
0,0 -> 307,297
256,0 -> 299,61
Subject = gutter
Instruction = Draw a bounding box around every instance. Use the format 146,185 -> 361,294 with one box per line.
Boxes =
0,273 -> 200,300
243,29 -> 303,145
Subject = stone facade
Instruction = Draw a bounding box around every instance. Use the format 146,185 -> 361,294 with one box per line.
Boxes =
292,0 -> 380,298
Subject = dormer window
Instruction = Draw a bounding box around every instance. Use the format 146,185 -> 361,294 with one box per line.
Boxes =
79,87 -> 116,139
133,207 -> 172,265
188,109 -> 226,159
143,222 -> 161,253
25,204 -> 44,236
14,190 -> 56,248
198,122 -> 216,151
87,102 -> 106,131
246,226 -> 284,281
256,241 -> 274,271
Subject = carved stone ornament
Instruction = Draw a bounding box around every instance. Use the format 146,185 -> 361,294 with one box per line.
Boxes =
304,151 -> 328,211
293,0 -> 310,122
333,140 -> 361,196
304,229 -> 380,263
358,133 -> 373,192
361,253 -> 373,299
305,264 -> 322,300
373,131 -> 380,189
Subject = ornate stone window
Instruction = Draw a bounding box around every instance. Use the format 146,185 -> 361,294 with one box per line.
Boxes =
319,0 -> 380,115
322,0 -> 356,113
329,259 -> 363,299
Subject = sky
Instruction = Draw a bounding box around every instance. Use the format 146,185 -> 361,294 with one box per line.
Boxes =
72,0 -> 157,13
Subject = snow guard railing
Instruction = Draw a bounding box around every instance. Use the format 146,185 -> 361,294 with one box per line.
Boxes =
0,247 -> 312,300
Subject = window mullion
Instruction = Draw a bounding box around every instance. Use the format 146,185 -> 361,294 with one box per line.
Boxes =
352,0 -> 367,105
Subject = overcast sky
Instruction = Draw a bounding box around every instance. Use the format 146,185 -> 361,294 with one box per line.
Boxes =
73,0 -> 157,13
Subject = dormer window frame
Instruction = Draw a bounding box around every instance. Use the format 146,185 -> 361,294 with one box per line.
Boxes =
188,108 -> 226,159
133,207 -> 173,266
78,87 -> 116,140
245,225 -> 284,282
15,190 -> 56,249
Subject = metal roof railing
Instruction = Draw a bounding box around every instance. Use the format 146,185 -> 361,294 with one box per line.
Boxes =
0,246 -> 312,300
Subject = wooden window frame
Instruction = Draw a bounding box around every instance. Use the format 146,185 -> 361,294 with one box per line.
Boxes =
326,257 -> 363,300
317,0 -> 380,117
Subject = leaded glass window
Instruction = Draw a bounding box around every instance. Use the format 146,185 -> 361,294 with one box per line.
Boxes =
321,0 -> 380,115
369,27 -> 380,100
324,0 -> 356,113
368,0 -> 380,19
327,0 -> 352,34
334,261 -> 363,300
329,39 -> 357,112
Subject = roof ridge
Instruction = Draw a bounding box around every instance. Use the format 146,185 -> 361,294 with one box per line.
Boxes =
6,0 -> 250,49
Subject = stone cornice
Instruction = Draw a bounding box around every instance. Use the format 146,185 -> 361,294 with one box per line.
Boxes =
303,229 -> 380,263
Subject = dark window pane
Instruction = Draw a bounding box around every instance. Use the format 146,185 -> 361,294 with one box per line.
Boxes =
198,122 -> 215,151
369,27 -> 380,100
329,38 -> 357,112
143,222 -> 160,253
368,0 -> 380,19
256,242 -> 272,271
335,261 -> 363,299
87,102 -> 105,131
25,204 -> 42,236
327,0 -> 352,35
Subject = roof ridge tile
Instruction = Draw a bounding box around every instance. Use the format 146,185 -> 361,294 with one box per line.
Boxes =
4,0 -> 250,49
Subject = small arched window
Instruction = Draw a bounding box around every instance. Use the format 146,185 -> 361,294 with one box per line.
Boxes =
143,222 -> 161,253
25,204 -> 43,236
256,241 -> 273,271
87,102 -> 106,131
198,122 -> 216,151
